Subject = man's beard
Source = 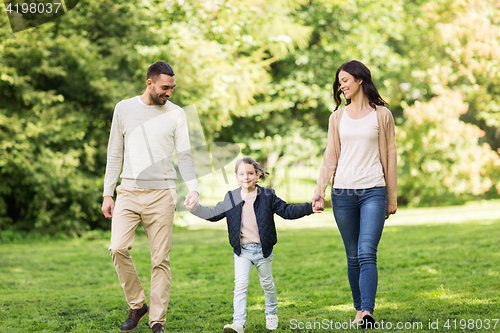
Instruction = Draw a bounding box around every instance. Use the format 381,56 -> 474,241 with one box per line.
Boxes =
150,92 -> 167,105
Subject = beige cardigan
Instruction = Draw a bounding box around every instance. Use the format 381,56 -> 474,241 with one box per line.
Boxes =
315,106 -> 398,206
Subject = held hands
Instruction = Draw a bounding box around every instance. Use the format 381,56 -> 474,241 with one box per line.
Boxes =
311,193 -> 396,218
102,192 -> 200,217
312,194 -> 324,214
184,191 -> 199,211
101,196 -> 115,218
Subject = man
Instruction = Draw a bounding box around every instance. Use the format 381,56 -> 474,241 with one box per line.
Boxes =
101,61 -> 199,333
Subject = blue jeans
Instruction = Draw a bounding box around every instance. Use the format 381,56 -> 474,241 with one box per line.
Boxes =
233,243 -> 277,326
331,187 -> 387,314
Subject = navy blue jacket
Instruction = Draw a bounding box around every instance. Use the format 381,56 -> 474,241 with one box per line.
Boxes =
191,186 -> 313,258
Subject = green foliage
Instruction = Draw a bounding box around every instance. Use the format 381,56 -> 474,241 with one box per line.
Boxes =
220,0 -> 411,178
0,0 -> 148,235
392,0 -> 500,150
135,0 -> 314,136
397,91 -> 500,206
223,0 -> 500,206
1,0 -> 500,236
0,0 -> 316,235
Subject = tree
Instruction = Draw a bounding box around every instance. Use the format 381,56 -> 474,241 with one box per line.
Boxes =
220,0 -> 411,181
221,0 -> 500,205
0,0 -> 315,235
397,91 -> 500,206
395,0 -> 500,150
2,0 -> 500,238
0,0 -> 154,235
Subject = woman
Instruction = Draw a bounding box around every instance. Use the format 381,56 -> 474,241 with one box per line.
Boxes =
312,60 -> 397,328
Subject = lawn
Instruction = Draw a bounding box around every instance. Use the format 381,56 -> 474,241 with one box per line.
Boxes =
1,213 -> 499,332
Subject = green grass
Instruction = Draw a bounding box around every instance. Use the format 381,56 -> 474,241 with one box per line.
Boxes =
1,219 -> 500,332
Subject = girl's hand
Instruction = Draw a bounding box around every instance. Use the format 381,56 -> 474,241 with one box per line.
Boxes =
312,194 -> 324,213
386,204 -> 397,219
184,191 -> 199,211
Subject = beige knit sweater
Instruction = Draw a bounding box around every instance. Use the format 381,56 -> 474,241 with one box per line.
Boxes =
314,106 -> 398,206
103,96 -> 198,197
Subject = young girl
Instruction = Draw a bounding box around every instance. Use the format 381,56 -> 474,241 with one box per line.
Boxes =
185,157 -> 317,333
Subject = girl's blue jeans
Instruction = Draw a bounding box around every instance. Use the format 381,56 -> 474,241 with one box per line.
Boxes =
331,186 -> 387,314
232,243 -> 277,326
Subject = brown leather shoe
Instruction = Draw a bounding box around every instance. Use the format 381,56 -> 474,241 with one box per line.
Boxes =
152,323 -> 164,333
120,303 -> 148,332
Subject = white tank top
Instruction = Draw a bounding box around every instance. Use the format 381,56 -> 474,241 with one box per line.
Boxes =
333,109 -> 386,189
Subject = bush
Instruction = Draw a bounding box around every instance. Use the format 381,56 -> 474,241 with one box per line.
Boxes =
396,91 -> 500,206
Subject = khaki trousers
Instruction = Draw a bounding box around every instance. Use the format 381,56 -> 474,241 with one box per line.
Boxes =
109,185 -> 176,327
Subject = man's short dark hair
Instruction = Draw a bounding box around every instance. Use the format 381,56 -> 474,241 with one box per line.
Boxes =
147,62 -> 175,81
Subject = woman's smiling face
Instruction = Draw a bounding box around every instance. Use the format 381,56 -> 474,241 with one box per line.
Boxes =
338,70 -> 362,100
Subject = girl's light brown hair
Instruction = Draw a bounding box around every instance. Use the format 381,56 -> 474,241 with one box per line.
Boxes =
234,157 -> 269,180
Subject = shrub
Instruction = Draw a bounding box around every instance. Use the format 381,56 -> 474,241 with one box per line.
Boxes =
397,91 -> 500,206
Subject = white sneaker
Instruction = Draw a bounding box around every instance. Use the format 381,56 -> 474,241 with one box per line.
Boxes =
223,321 -> 245,333
266,314 -> 278,330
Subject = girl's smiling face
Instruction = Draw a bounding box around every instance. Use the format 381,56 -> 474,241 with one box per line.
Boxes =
236,162 -> 259,192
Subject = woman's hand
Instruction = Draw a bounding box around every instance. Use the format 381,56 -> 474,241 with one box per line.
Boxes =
386,204 -> 397,219
312,194 -> 325,213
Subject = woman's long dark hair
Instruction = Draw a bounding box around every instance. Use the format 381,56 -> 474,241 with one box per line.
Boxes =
333,60 -> 388,111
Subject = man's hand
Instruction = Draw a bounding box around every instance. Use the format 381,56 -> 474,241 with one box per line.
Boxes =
102,196 -> 115,218
312,194 -> 325,213
184,191 -> 199,211
386,204 -> 397,219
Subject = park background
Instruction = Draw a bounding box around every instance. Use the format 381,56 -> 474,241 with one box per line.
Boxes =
1,0 -> 500,332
